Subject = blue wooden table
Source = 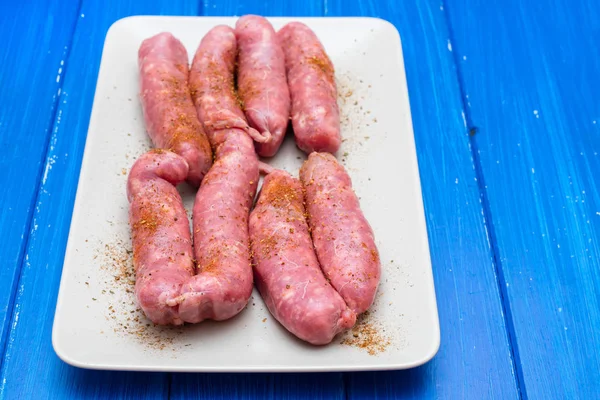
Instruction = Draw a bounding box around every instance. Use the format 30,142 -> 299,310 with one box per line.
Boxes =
1,0 -> 598,398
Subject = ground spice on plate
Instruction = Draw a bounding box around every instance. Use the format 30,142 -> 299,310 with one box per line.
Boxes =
95,239 -> 184,351
340,311 -> 391,355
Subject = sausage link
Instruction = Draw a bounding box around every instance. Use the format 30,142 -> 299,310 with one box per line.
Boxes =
250,170 -> 356,344
138,32 -> 212,187
278,22 -> 341,154
127,149 -> 194,325
235,15 -> 291,157
189,25 -> 270,144
300,152 -> 381,314
171,129 -> 259,322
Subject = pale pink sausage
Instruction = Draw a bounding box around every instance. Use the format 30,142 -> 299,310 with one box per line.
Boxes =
278,22 -> 341,154
138,32 -> 212,187
235,15 -> 291,157
189,25 -> 269,144
249,170 -> 356,344
169,128 -> 258,322
127,150 -> 194,325
300,153 -> 381,314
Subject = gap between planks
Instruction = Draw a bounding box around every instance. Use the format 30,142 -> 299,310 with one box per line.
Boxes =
440,0 -> 526,398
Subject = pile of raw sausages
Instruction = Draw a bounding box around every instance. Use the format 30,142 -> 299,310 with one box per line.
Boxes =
127,15 -> 380,345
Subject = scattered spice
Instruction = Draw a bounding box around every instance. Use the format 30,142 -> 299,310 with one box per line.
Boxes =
340,311 -> 391,355
258,235 -> 277,257
336,71 -> 378,155
307,55 -> 335,81
95,239 -> 184,351
262,179 -> 298,209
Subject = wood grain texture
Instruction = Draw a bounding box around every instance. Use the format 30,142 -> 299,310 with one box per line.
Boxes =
0,0 -> 80,357
325,0 -> 520,398
445,0 -> 600,397
170,373 -> 345,400
170,374 -> 272,400
169,1 -> 345,399
0,1 -> 199,399
201,0 -> 322,16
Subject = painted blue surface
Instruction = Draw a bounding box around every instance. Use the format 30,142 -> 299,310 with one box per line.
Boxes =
445,0 -> 600,397
0,0 -> 596,398
0,0 -> 80,358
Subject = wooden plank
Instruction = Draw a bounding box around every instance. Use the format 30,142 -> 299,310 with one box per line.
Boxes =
271,374 -> 344,400
171,373 -> 345,400
170,2 -> 346,400
200,0 -> 322,16
324,0 -> 521,398
170,374 -> 273,400
0,0 -> 80,356
0,1 -> 199,398
444,0 -> 600,397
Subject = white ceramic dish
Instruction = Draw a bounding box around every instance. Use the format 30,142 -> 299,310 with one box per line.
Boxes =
52,16 -> 439,372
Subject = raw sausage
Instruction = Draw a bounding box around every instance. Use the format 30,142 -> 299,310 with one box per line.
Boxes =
249,169 -> 356,344
300,152 -> 380,314
189,25 -> 270,144
127,149 -> 194,325
235,15 -> 291,157
168,26 -> 263,323
169,129 -> 258,322
138,32 -> 212,187
278,22 -> 341,154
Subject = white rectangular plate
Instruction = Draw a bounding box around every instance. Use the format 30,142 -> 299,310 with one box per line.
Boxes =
52,16 -> 440,372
